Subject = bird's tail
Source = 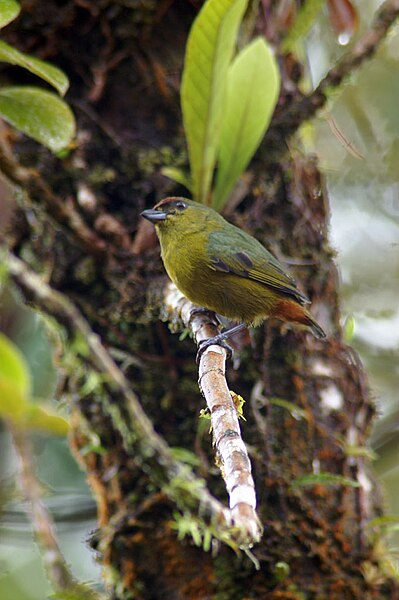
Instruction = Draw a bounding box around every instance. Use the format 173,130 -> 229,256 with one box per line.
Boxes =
305,314 -> 326,339
273,299 -> 326,339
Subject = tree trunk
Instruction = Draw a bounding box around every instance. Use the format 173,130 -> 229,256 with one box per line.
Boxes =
2,1 -> 399,598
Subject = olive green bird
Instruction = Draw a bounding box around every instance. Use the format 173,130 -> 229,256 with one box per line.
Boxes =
141,197 -> 325,354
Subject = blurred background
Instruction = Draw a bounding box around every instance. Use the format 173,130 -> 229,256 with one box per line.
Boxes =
1,0 -> 399,597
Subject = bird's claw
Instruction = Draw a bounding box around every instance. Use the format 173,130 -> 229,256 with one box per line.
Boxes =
196,337 -> 233,364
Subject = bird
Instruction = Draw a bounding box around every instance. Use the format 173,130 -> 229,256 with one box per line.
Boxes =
141,197 -> 325,357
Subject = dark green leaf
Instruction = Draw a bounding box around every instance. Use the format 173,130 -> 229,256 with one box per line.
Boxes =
0,40 -> 69,95
0,86 -> 75,152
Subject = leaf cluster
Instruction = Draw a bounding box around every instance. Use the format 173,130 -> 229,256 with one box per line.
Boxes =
166,0 -> 280,210
0,0 -> 75,152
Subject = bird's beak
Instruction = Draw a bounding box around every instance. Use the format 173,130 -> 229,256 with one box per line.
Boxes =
140,209 -> 168,222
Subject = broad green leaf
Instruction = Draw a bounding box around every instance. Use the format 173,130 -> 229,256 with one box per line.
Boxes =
291,472 -> 360,488
181,0 -> 248,204
0,333 -> 31,420
282,0 -> 324,53
212,38 -> 280,210
0,333 -> 31,397
0,86 -> 75,152
26,403 -> 69,436
0,40 -> 69,96
0,378 -> 30,420
0,0 -> 20,29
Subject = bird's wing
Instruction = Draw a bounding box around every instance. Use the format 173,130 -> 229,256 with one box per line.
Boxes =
208,230 -> 309,305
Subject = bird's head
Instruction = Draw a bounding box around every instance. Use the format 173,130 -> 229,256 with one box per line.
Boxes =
141,197 -> 219,236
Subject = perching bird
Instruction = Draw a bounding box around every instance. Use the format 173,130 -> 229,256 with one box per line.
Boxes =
141,197 -> 325,354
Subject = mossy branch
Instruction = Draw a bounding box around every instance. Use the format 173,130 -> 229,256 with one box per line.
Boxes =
4,252 -> 262,548
164,282 -> 263,547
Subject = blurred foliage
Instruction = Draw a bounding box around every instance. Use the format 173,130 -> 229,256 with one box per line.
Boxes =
0,331 -> 69,434
308,0 -> 399,557
0,286 -> 99,598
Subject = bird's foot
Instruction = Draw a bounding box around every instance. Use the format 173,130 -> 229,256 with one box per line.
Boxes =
196,336 -> 233,364
189,307 -> 220,327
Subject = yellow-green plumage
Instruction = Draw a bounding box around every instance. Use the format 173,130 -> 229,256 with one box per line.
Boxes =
141,197 -> 325,339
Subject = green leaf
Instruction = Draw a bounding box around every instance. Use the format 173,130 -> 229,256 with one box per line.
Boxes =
25,403 -> 70,436
0,40 -> 69,96
170,447 -> 201,467
212,38 -> 280,209
367,517 -> 399,539
291,472 -> 360,488
343,314 -> 355,341
269,396 -> 308,421
343,444 -> 377,460
372,516 -> 399,526
0,333 -> 31,420
0,86 -> 75,152
0,0 -> 20,29
0,334 -> 68,434
282,0 -> 324,53
0,333 -> 31,397
181,0 -> 248,204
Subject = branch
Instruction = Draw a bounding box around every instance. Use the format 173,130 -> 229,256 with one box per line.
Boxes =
164,282 -> 263,547
4,252 -> 261,548
11,425 -> 103,600
268,0 -> 399,140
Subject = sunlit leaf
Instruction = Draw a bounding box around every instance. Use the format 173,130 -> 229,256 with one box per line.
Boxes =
25,403 -> 70,436
0,0 -> 20,29
230,390 -> 246,420
367,516 -> 399,529
344,444 -> 377,460
343,314 -> 355,341
282,0 -> 324,53
0,333 -> 31,420
0,86 -> 75,152
291,472 -> 360,488
181,0 -> 248,204
0,333 -> 31,397
0,40 -> 69,95
0,378 -> 30,421
212,38 -> 280,210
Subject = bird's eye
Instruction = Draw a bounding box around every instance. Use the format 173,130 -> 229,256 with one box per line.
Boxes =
175,200 -> 187,210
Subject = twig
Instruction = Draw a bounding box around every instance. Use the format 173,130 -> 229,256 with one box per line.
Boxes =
11,425 -> 103,599
4,252 -> 262,547
164,282 -> 263,546
0,138 -> 106,257
268,0 -> 399,140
